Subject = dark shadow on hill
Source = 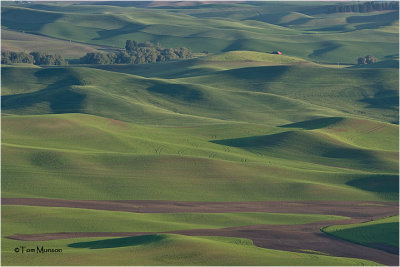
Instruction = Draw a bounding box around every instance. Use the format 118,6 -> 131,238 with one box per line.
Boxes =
93,23 -> 146,40
210,132 -> 290,148
222,39 -> 250,52
346,175 -> 399,193
68,235 -> 165,249
367,240 -> 399,255
280,117 -> 344,130
246,13 -> 281,24
164,67 -> 223,79
147,83 -> 204,102
350,60 -> 399,69
216,65 -> 291,84
2,69 -> 86,114
222,38 -> 267,53
306,25 -> 350,32
309,41 -> 341,58
346,12 -> 399,30
384,54 -> 399,60
30,151 -> 66,169
321,147 -> 382,164
347,11 -> 398,24
211,131 -> 392,170
2,6 -> 62,32
89,59 -> 199,79
324,222 -> 399,254
281,17 -> 313,26
360,89 -> 399,110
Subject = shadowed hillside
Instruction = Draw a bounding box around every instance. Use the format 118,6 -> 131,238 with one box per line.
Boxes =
1,2 -> 398,266
2,2 -> 398,64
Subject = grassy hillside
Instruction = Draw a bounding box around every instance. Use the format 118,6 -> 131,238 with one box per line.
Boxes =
88,50 -> 312,79
283,117 -> 399,152
183,65 -> 399,123
323,216 -> 399,253
1,233 -> 379,266
2,59 -> 398,202
200,51 -> 308,64
2,2 -> 398,64
0,66 -> 341,125
2,113 -> 398,201
2,64 -> 398,124
1,29 -> 104,59
3,206 -> 347,234
1,2 -> 398,266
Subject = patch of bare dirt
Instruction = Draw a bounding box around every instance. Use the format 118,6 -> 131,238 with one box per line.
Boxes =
3,198 -> 398,265
7,221 -> 399,266
2,198 -> 397,218
106,118 -> 127,128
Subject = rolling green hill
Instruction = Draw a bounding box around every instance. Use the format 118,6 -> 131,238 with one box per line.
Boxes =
2,64 -> 398,124
3,206 -> 348,234
2,112 -> 398,201
2,59 -> 398,202
199,51 -> 308,64
0,205 -> 377,266
1,233 -> 379,266
182,65 -> 399,123
323,215 -> 399,253
1,2 -> 398,266
2,2 -> 398,64
1,29 -> 104,59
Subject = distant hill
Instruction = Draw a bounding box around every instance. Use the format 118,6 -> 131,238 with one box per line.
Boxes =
1,3 -> 398,266
1,29 -> 106,59
1,2 -> 398,64
3,62 -> 398,124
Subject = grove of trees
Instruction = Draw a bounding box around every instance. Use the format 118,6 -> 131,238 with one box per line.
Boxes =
2,40 -> 192,66
1,51 -> 34,64
30,52 -> 66,65
328,1 -> 398,13
357,55 -> 377,65
2,51 -> 67,65
80,40 -> 192,65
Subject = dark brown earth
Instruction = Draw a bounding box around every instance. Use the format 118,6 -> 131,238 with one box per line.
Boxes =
3,198 -> 399,265
174,221 -> 400,266
2,198 -> 397,217
366,242 -> 399,254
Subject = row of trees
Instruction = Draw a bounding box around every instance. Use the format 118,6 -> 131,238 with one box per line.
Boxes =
30,52 -> 66,65
327,1 -> 398,13
2,51 -> 66,65
80,40 -> 192,65
2,40 -> 192,66
357,55 -> 377,65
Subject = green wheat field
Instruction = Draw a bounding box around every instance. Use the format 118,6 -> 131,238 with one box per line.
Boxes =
1,1 -> 399,266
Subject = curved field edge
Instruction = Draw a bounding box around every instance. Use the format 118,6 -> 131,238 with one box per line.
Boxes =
199,50 -> 309,64
321,215 -> 399,254
1,3 -> 398,64
1,233 -> 380,266
3,145 -> 397,202
2,64 -> 399,125
2,205 -> 349,234
2,113 -> 398,202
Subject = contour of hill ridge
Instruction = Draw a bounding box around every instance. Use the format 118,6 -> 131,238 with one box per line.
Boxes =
2,46 -> 399,200
1,2 -> 399,64
2,64 -> 398,200
2,61 -> 398,124
1,3 -> 399,266
3,111 -> 398,201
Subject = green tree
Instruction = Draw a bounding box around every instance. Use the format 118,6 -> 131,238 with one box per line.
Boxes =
80,40 -> 192,65
2,51 -> 34,64
125,40 -> 138,52
357,55 -> 377,65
